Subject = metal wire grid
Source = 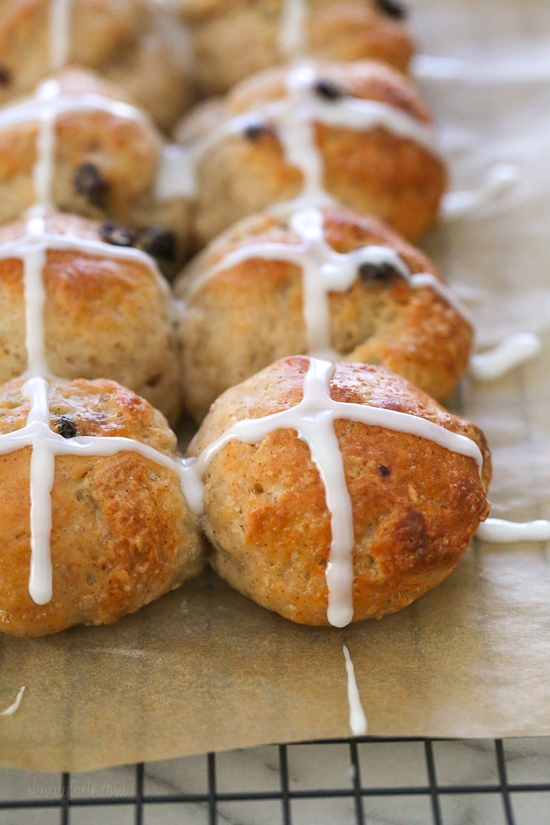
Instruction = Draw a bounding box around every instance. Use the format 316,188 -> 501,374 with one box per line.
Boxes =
0,737 -> 549,824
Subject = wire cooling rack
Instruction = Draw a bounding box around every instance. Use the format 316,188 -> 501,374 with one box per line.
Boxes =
0,736 -> 549,824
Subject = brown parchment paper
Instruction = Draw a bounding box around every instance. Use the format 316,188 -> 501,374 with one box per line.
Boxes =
2,0 -> 550,773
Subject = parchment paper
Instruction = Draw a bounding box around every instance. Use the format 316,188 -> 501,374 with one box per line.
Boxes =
2,0 -> 550,772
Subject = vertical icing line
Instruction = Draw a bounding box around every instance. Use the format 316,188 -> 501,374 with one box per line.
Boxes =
186,357 -> 485,626
23,376 -> 55,605
22,214 -> 53,378
281,65 -> 331,204
343,645 -> 367,735
49,0 -> 73,72
32,79 -> 60,208
190,206 -> 470,360
278,0 -> 309,60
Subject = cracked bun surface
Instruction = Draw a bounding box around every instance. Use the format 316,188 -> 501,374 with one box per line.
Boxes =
0,377 -> 206,637
187,357 -> 491,626
175,205 -> 472,422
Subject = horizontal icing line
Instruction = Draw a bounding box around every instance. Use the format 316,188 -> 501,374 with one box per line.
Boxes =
305,97 -> 438,152
477,518 -> 550,543
189,95 -> 438,161
0,421 -> 187,486
191,387 -> 483,476
186,239 -> 468,321
0,417 -> 181,466
0,92 -> 146,130
0,231 -> 168,291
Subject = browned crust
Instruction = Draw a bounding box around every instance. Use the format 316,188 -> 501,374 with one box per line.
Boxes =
183,62 -> 447,246
188,357 -> 491,626
0,377 -> 206,637
176,206 -> 472,421
0,211 -> 182,424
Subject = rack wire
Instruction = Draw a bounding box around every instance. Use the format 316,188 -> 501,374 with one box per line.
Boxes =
0,736 -> 549,824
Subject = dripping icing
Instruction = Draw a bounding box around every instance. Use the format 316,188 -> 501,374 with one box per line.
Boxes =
185,357 -> 484,627
442,163 -> 519,220
0,686 -> 26,717
470,333 -> 541,380
343,645 -> 367,735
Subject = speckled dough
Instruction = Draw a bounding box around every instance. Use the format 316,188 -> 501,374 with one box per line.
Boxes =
0,0 -> 194,130
0,211 -> 183,425
178,0 -> 415,96
177,61 -> 447,248
175,205 -> 473,422
0,68 -> 190,271
188,357 -> 492,626
0,377 -> 206,637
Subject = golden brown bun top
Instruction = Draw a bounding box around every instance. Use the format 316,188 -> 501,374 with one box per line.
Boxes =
182,204 -> 448,285
0,208 -> 167,265
0,0 -> 145,90
0,375 -> 176,451
226,60 -> 433,124
189,356 -> 492,490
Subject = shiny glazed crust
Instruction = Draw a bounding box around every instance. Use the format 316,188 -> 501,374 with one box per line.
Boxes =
175,205 -> 473,421
188,357 -> 492,626
178,0 -> 415,96
0,377 -> 206,637
178,61 -> 447,247
0,212 -> 183,424
0,0 -> 194,130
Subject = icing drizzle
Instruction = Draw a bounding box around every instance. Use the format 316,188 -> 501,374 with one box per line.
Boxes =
343,645 -> 367,735
0,686 -> 26,717
184,357 -> 484,627
194,206 -> 469,360
470,333 -> 541,381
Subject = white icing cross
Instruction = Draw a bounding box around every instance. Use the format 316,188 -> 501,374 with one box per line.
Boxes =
184,357 -> 484,627
6,212 -> 169,379
0,74 -> 185,607
8,375 -> 190,604
0,79 -> 145,209
169,64 -> 440,202
200,206 -> 468,359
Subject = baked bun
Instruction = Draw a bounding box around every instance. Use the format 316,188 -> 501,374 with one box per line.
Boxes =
0,0 -> 193,130
175,205 -> 472,421
186,357 -> 491,626
0,67 -> 190,270
0,376 -> 205,637
179,0 -> 414,96
176,61 -> 447,248
0,211 -> 182,425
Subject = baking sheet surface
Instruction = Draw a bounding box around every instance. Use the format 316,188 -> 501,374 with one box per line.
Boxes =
2,0 -> 550,772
